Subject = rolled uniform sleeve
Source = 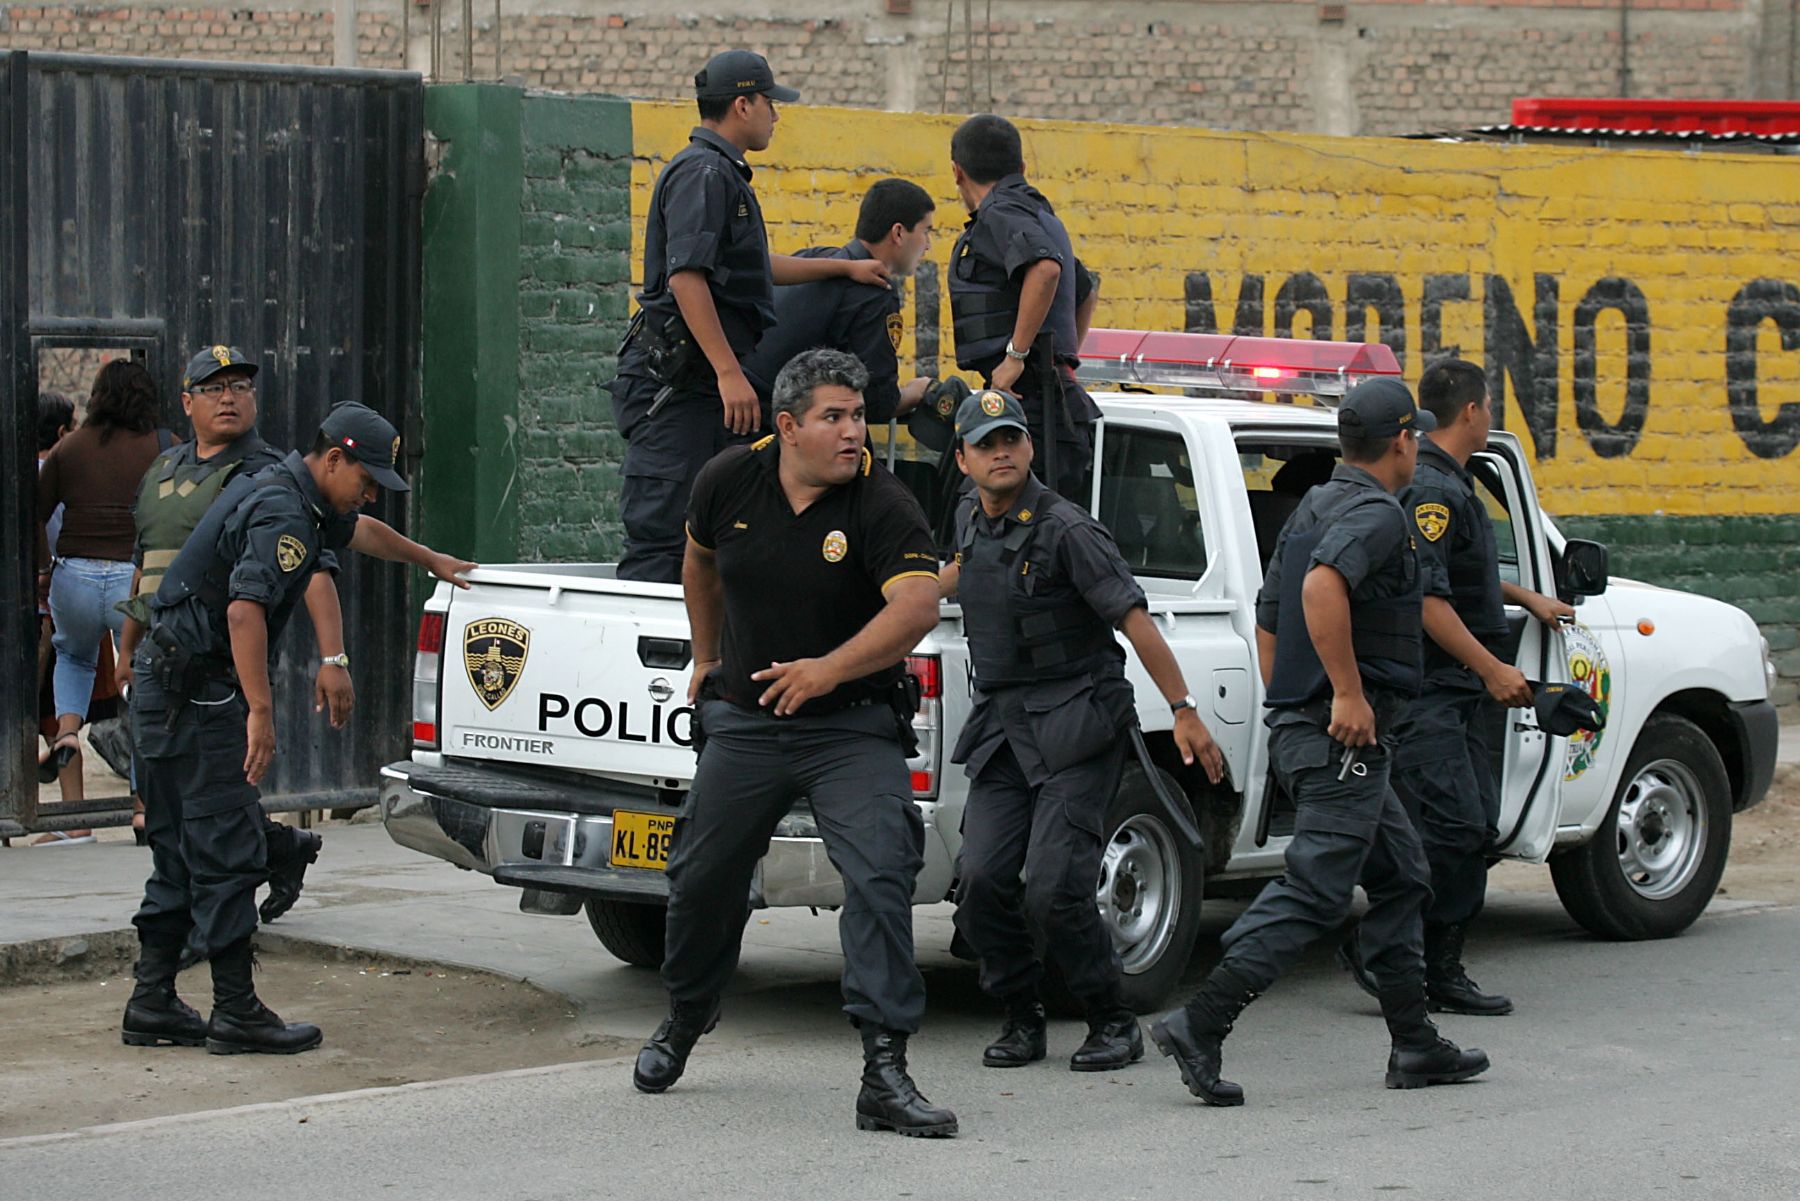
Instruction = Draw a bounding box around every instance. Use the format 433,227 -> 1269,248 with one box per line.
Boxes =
225,497 -> 317,607
1074,258 -> 1098,308
684,452 -> 727,551
661,163 -> 736,282
844,289 -> 904,425
1400,482 -> 1456,599
862,477 -> 938,592
1056,517 -> 1146,626
996,208 -> 1064,278
1310,498 -> 1406,592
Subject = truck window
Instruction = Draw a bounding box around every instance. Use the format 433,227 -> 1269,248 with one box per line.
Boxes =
1468,459 -> 1522,588
1097,428 -> 1207,578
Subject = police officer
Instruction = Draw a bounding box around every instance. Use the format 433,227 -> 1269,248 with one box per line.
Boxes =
742,178 -> 939,429
948,114 -> 1099,495
1150,379 -> 1489,1105
609,49 -> 892,584
115,346 -> 350,933
120,403 -> 473,1054
632,348 -> 956,1138
1339,359 -> 1574,1015
943,389 -> 1225,1073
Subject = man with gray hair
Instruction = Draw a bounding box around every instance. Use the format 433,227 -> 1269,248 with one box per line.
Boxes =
633,348 -> 957,1138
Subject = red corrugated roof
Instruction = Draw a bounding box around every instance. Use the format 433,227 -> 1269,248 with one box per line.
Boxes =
1512,98 -> 1800,136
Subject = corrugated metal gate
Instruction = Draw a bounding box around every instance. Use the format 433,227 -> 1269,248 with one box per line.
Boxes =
1,52 -> 424,834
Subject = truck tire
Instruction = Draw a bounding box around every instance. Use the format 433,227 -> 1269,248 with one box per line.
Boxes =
1549,713 -> 1732,941
584,898 -> 667,968
1063,759 -> 1206,1014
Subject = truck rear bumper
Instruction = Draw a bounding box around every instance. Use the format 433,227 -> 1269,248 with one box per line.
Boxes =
380,761 -> 933,908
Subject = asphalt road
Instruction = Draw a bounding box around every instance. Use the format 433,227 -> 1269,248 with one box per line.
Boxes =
4,882 -> 1797,1201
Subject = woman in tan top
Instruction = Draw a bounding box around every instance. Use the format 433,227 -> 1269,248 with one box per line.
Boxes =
36,360 -> 171,843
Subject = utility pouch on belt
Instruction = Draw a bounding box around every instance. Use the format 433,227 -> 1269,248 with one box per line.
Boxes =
889,676 -> 922,758
640,312 -> 710,419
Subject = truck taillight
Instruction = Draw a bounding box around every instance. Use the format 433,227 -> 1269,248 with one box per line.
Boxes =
413,610 -> 446,749
905,654 -> 942,799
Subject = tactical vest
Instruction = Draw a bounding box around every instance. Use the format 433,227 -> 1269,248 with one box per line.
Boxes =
949,239 -> 1017,369
957,494 -> 1118,687
131,438 -> 271,610
152,468 -> 293,624
1265,491 -> 1423,708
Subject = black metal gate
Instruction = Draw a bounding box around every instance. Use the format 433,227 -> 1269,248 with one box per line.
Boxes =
2,52 -> 424,834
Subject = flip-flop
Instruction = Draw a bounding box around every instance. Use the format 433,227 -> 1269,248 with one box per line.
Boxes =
31,831 -> 97,847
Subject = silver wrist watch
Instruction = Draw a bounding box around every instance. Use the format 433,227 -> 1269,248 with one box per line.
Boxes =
321,653 -> 350,669
1170,694 -> 1197,714
1003,340 -> 1030,361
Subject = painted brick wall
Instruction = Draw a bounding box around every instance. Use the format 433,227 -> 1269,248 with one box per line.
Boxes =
627,102 -> 1800,703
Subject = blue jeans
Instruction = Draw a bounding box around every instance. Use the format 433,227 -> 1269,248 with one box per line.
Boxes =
49,556 -> 135,722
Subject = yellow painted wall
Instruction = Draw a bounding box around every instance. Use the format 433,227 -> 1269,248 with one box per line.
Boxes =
630,102 -> 1800,519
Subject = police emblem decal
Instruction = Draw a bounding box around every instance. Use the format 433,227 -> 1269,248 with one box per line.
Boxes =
390,434 -> 401,464
936,390 -> 956,418
886,312 -> 904,352
1414,503 -> 1450,543
464,618 -> 530,711
822,530 -> 848,563
276,534 -> 307,573
979,391 -> 1005,417
211,345 -> 232,367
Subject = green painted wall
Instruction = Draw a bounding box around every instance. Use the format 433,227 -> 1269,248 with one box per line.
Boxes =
1560,514 -> 1800,708
418,84 -> 633,566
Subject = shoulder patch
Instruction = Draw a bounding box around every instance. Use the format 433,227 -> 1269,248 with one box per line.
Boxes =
276,534 -> 308,573
1414,502 -> 1451,543
886,311 -> 904,352
751,434 -> 775,451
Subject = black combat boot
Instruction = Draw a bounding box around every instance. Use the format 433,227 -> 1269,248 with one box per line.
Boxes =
259,828 -> 323,923
1069,988 -> 1144,1072
855,1027 -> 958,1137
1379,983 -> 1490,1089
1423,923 -> 1514,1016
982,991 -> 1047,1068
205,938 -> 323,1055
632,998 -> 721,1094
1150,969 -> 1257,1106
121,932 -> 208,1048
1334,918 -> 1381,1000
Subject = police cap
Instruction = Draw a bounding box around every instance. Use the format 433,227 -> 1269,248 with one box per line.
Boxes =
183,345 -> 258,389
317,402 -> 409,492
1338,377 -> 1436,440
695,49 -> 800,103
1529,681 -> 1605,737
906,377 -> 971,453
955,388 -> 1029,447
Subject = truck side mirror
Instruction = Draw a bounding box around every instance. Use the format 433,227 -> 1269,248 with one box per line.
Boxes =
1561,539 -> 1609,600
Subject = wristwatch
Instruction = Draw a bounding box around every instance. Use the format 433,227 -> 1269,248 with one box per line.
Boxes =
1003,340 -> 1030,361
321,654 -> 351,669
1170,694 -> 1198,714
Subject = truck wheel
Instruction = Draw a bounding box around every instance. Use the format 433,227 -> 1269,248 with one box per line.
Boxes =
1549,713 -> 1732,941
1096,760 -> 1206,1013
584,898 -> 667,968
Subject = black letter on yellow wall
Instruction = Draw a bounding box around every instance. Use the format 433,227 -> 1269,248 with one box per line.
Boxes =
1420,274 -> 1471,369
1725,279 -> 1800,460
1573,278 -> 1651,459
1275,273 -> 1333,340
1345,273 -> 1407,371
1485,274 -> 1560,459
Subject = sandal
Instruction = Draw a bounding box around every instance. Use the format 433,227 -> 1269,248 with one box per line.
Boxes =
50,732 -> 80,774
31,830 -> 96,846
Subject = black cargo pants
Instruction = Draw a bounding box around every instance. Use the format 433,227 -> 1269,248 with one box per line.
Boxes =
661,699 -> 929,1033
610,371 -> 746,585
1217,720 -> 1431,993
128,664 -> 267,956
1392,681 -> 1500,929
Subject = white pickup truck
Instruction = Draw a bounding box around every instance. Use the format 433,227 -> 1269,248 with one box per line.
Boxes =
381,329 -> 1780,1009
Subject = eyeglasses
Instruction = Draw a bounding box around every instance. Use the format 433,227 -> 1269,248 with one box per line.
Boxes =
191,380 -> 254,397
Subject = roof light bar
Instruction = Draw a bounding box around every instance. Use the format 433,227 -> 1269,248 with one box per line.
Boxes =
1075,328 -> 1403,400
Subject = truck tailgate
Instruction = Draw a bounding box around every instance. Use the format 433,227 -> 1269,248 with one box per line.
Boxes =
442,571 -> 698,786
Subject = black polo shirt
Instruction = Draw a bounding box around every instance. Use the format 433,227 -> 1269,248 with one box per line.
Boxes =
686,437 -> 938,716
740,239 -> 907,425
635,127 -> 774,359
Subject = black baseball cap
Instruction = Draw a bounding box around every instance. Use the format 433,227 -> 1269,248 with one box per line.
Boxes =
317,402 -> 408,492
1338,377 -> 1436,440
183,345 -> 258,389
1529,681 -> 1605,737
955,388 -> 1030,446
695,49 -> 799,103
906,377 -> 971,453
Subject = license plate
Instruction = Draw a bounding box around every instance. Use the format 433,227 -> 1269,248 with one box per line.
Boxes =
610,809 -> 676,871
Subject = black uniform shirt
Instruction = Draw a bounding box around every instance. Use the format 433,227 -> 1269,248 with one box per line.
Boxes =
1403,438 -> 1509,674
686,437 -> 937,716
151,452 -> 359,666
636,127 -> 774,358
740,239 -> 906,424
950,174 -> 1094,371
1255,465 -> 1415,633
957,475 -> 1147,647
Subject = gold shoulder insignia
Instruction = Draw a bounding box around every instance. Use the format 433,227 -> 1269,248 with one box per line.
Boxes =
886,311 -> 904,352
860,446 -> 872,476
751,434 -> 775,451
276,534 -> 308,573
1414,502 -> 1450,543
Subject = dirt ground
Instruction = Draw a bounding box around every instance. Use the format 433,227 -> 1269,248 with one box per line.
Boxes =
0,944 -> 631,1139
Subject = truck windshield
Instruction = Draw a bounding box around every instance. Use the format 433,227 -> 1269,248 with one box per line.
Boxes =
1096,428 -> 1208,579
